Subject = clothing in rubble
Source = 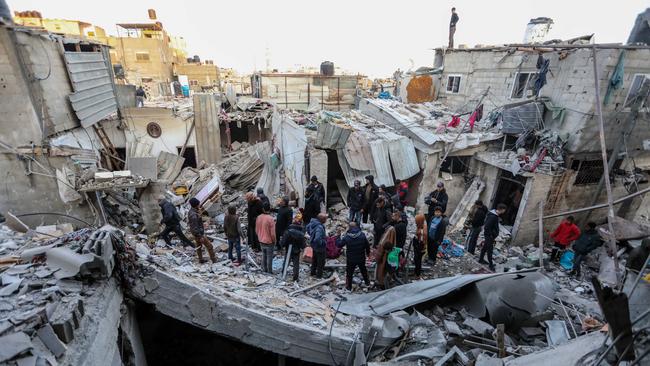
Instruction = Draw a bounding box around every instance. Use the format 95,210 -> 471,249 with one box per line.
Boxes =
159,199 -> 194,247
281,222 -> 305,281
306,217 -> 327,278
336,226 -> 371,290
187,203 -> 216,263
255,211 -> 276,273
479,209 -> 500,270
571,226 -> 603,276
466,202 -> 488,255
362,175 -> 379,223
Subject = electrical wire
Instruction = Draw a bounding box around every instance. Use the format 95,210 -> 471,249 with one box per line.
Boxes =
15,212 -> 94,227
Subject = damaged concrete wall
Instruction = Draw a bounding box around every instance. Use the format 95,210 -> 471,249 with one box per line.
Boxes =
193,93 -> 222,165
122,107 -> 195,157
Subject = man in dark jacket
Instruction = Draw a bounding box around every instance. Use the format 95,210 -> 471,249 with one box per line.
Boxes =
377,185 -> 393,212
336,222 -> 371,290
479,203 -> 507,271
570,222 -> 603,276
187,198 -> 216,263
362,175 -> 378,223
427,206 -> 448,264
257,187 -> 270,207
224,204 -> 245,264
158,196 -> 194,247
245,192 -> 264,251
466,200 -> 487,254
386,211 -> 407,249
449,7 -> 459,48
371,197 -> 392,247
347,180 -> 365,224
275,196 -> 293,251
280,217 -> 305,281
306,176 -> 325,205
307,213 -> 328,278
425,182 -> 449,222
303,185 -> 321,226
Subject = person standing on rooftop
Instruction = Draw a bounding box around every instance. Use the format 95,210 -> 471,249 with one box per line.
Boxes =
449,7 -> 459,48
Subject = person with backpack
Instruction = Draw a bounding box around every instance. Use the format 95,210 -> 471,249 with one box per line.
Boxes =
570,222 -> 603,276
336,222 -> 371,290
466,200 -> 488,255
427,206 -> 448,265
361,175 -> 378,223
347,180 -> 365,225
280,215 -> 306,282
307,213 -> 328,278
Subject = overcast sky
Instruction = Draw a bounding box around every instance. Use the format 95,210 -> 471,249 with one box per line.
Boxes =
9,0 -> 648,77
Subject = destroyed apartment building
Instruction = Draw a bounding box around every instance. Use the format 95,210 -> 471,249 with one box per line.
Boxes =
1,6 -> 650,366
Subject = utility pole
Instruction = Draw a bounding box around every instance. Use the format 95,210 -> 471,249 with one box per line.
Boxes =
590,45 -> 619,272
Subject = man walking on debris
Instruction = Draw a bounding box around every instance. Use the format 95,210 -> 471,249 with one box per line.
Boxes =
256,202 -> 276,273
347,180 -> 365,225
187,198 -> 216,263
427,206 -> 448,265
304,176 -> 324,225
371,197 -> 392,248
479,203 -> 507,271
158,195 -> 194,247
275,196 -> 293,251
280,215 -> 305,282
336,222 -> 371,291
413,214 -> 428,278
550,216 -> 581,262
449,7 -> 459,48
466,200 -> 488,255
362,175 -> 378,223
307,213 -> 328,278
246,192 -> 264,252
425,182 -> 449,222
570,222 -> 603,276
224,204 -> 245,265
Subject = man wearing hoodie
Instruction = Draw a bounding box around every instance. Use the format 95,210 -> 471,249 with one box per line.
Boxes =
336,222 -> 371,290
466,200 -> 488,255
427,206 -> 448,264
570,222 -> 603,276
275,196 -> 293,251
280,216 -> 306,281
307,213 -> 328,278
550,216 -> 581,261
347,180 -> 365,225
187,198 -> 216,263
158,196 -> 194,247
479,203 -> 507,271
425,182 -> 449,222
362,175 -> 379,223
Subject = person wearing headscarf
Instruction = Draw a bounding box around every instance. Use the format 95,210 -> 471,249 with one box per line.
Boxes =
375,226 -> 396,289
413,214 -> 428,278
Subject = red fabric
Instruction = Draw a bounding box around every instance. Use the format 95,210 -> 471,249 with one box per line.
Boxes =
551,221 -> 581,247
468,110 -> 477,131
448,115 -> 461,128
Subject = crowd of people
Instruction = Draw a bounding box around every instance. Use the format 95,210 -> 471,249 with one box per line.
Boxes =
155,173 -> 603,292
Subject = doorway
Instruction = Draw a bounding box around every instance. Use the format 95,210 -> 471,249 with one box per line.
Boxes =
177,147 -> 197,168
325,150 -> 346,207
491,171 -> 527,226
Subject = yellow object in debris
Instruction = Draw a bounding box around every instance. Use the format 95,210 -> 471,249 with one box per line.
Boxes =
644,273 -> 650,283
174,185 -> 188,196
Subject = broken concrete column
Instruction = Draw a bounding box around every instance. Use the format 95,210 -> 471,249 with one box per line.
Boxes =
193,93 -> 222,165
139,181 -> 165,235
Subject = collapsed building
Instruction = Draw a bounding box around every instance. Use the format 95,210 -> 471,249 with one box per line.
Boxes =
1,6 -> 650,366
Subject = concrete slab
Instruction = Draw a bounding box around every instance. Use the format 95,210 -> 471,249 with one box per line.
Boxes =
128,157 -> 158,180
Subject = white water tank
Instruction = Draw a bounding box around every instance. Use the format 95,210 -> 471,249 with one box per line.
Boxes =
523,17 -> 553,43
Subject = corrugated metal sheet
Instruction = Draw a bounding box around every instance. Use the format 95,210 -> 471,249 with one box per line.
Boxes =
193,93 -> 222,164
64,52 -> 118,128
387,137 -> 420,180
343,132 -> 375,171
369,140 -> 394,186
315,122 -> 352,149
502,102 -> 545,135
275,114 -> 307,203
337,149 -> 371,187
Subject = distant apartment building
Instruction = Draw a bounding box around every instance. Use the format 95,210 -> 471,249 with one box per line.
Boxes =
13,10 -> 107,38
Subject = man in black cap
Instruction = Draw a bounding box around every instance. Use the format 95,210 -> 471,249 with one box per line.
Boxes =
158,195 -> 194,247
425,182 -> 448,223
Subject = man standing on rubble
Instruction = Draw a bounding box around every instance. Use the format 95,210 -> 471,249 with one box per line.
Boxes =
479,203 -> 507,271
280,215 -> 305,281
347,180 -> 365,225
449,7 -> 459,48
275,197 -> 293,252
466,200 -> 488,255
386,211 -> 407,249
371,197 -> 392,248
336,222 -> 371,291
224,204 -> 245,265
307,213 -> 328,278
304,175 -> 325,225
550,216 -> 581,262
256,202 -> 276,274
396,179 -> 409,208
425,182 -> 449,222
158,196 -> 194,247
362,175 -> 378,224
187,198 -> 216,264
427,206 -> 448,265
246,192 -> 264,252
570,222 -> 603,276
257,187 -> 270,207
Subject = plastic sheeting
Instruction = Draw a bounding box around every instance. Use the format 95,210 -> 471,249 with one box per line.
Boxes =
273,111 -> 307,203
369,140 -> 394,187
387,137 -> 419,180
343,132 -> 375,172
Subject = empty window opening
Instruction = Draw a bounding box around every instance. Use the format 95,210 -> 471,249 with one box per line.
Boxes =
571,159 -> 623,185
440,156 -> 470,174
135,52 -> 150,61
624,74 -> 650,109
510,72 -> 538,99
446,75 -> 461,94
491,171 -> 526,226
176,147 -> 197,169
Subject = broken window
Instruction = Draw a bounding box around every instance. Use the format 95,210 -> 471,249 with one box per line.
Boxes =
135,52 -> 150,61
141,77 -> 153,83
190,80 -> 199,86
623,74 -> 650,108
446,75 -> 461,93
510,72 -> 538,99
571,159 -> 623,185
440,156 -> 470,174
